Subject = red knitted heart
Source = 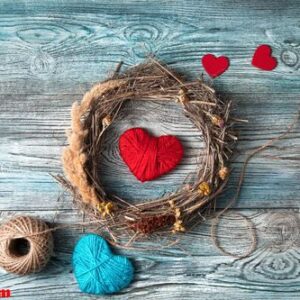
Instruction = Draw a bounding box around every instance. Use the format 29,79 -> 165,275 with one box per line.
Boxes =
252,44 -> 277,71
202,54 -> 230,78
119,128 -> 184,182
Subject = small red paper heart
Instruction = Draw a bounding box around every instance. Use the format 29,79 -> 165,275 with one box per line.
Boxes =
202,54 -> 230,78
119,128 -> 184,182
252,44 -> 277,71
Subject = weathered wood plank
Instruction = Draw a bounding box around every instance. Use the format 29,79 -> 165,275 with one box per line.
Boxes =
1,209 -> 300,299
0,0 -> 299,210
0,0 -> 299,298
0,94 -> 299,209
0,3 -> 298,95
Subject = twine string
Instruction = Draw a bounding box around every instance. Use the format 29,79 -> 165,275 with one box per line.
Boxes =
0,216 -> 53,275
211,110 -> 300,258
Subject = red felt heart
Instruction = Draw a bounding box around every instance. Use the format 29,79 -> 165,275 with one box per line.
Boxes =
119,128 -> 184,182
202,54 -> 230,78
252,44 -> 277,71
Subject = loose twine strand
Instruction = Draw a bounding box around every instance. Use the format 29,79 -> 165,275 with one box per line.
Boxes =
211,110 -> 300,258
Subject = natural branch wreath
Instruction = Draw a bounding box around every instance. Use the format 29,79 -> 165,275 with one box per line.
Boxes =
60,59 -> 237,242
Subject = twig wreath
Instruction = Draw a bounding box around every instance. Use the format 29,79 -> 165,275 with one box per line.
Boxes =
59,59 -> 237,244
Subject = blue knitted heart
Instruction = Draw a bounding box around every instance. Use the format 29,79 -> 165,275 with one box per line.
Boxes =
72,234 -> 134,295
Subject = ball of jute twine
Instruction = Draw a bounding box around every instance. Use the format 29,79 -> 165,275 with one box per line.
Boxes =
0,216 -> 53,275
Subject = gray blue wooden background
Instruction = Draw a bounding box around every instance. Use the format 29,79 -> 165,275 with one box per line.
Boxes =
0,0 -> 300,299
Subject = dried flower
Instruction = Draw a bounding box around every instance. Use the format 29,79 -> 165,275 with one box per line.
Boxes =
168,200 -> 175,208
96,201 -> 114,217
168,201 -> 186,233
172,220 -> 185,233
218,166 -> 229,180
211,115 -> 225,128
174,207 -> 181,218
198,182 -> 211,196
178,88 -> 189,105
168,201 -> 185,233
102,115 -> 112,127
